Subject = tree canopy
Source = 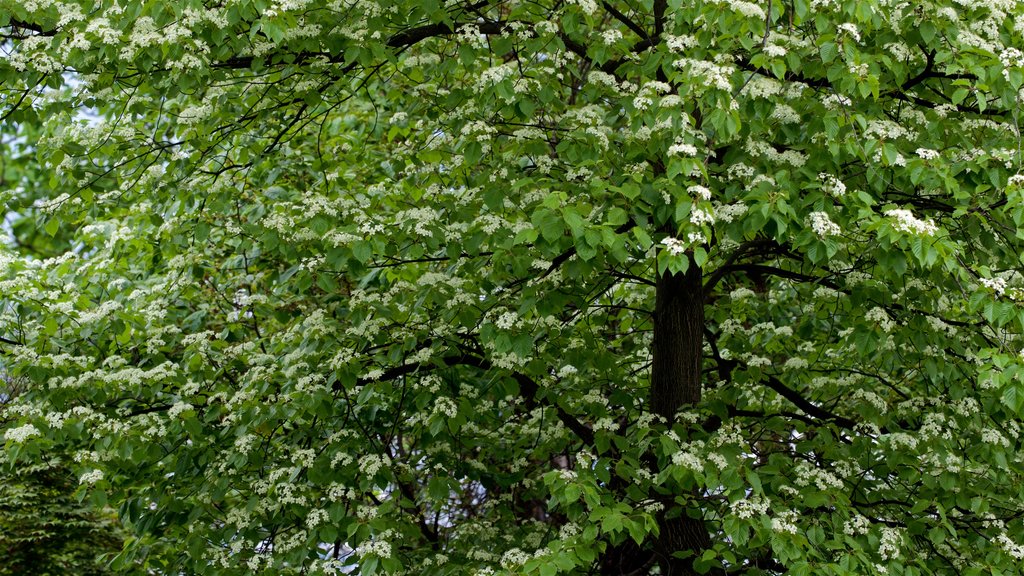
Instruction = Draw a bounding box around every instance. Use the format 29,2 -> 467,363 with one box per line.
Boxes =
0,376 -> 139,576
3,0 -> 1024,574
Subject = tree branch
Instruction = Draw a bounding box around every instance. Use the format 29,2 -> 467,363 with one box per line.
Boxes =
762,374 -> 857,430
345,351 -> 596,447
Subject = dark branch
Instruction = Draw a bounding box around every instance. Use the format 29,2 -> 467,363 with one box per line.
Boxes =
762,374 -> 857,430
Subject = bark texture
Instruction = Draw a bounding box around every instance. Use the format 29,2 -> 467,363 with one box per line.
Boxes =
650,260 -> 708,575
651,261 -> 704,419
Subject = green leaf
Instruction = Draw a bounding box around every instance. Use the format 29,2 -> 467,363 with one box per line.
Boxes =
1002,385 -> 1024,416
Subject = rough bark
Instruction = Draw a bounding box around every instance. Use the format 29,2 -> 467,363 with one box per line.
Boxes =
650,258 -> 709,575
651,260 -> 704,419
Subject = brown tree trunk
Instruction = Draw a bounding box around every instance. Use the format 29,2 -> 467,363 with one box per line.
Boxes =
651,260 -> 704,419
650,259 -> 709,575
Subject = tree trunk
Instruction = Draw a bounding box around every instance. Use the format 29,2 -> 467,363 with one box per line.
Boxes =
650,259 -> 709,575
651,260 -> 703,419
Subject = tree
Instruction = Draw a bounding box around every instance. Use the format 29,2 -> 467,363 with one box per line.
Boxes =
2,0 -> 1024,574
0,377 -> 143,576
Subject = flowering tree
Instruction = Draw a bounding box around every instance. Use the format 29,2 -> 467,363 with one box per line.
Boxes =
3,0 -> 1024,574
0,376 -> 141,576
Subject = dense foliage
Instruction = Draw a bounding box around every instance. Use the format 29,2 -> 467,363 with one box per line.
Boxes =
0,378 -> 138,576
3,0 -> 1024,574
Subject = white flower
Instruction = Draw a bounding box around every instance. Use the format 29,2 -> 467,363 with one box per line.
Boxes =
837,23 -> 861,43
601,28 -> 622,45
168,401 -> 193,419
356,538 -> 393,559
878,527 -> 902,560
730,496 -> 770,519
783,357 -> 809,370
995,532 -> 1024,560
671,451 -> 703,471
4,424 -> 41,443
690,207 -> 716,226
980,277 -> 1007,295
556,365 -> 578,378
665,34 -> 697,53
79,469 -> 104,485
808,211 -> 841,237
819,173 -> 847,197
885,209 -> 937,236
844,514 -> 870,536
916,148 -> 940,160
668,141 -> 698,156
687,185 -> 712,200
771,510 -> 800,534
433,397 -> 458,418
662,237 -> 687,256
865,307 -> 895,332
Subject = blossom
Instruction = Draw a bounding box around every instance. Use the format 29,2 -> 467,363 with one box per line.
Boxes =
980,277 -> 1007,295
730,496 -> 770,519
600,29 -> 622,45
808,211 -> 841,237
4,424 -> 41,443
662,237 -> 687,256
79,469 -> 104,485
837,23 -> 861,43
819,173 -> 847,197
885,209 -> 937,236
668,141 -> 698,156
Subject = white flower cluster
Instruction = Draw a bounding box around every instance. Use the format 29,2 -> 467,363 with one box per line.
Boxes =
865,307 -> 895,332
668,140 -> 699,156
715,202 -> 748,222
995,533 -> 1024,560
4,424 -> 41,443
878,527 -> 902,560
819,173 -> 847,197
916,148 -> 940,160
688,185 -> 712,200
770,104 -> 800,123
793,461 -> 844,491
358,454 -> 390,476
434,397 -> 459,418
837,23 -> 861,43
981,428 -> 1010,447
710,0 -> 766,19
556,365 -> 578,379
690,207 -> 716,226
662,237 -> 687,256
730,495 -> 770,519
671,449 -> 703,472
864,120 -> 914,141
665,34 -> 697,52
500,548 -> 531,568
783,357 -> 809,370
980,277 -> 1008,295
822,93 -> 852,110
844,514 -> 871,536
1000,48 -> 1024,81
356,538 -> 392,559
808,211 -> 841,237
885,209 -> 937,236
78,469 -> 104,485
600,29 -> 622,45
771,510 -> 800,534
673,58 -> 734,92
